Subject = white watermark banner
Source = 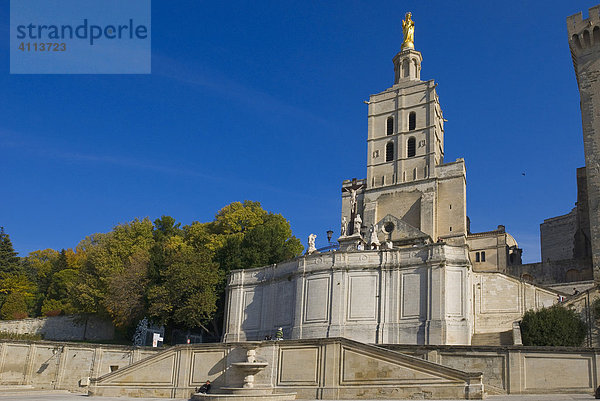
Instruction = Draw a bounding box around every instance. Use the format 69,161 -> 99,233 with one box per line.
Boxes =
10,0 -> 151,74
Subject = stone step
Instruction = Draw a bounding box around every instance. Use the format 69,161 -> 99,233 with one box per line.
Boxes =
0,386 -> 73,395
471,330 -> 513,346
484,384 -> 507,395
0,385 -> 35,391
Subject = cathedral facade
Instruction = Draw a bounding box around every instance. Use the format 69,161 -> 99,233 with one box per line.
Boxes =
222,15 -> 557,345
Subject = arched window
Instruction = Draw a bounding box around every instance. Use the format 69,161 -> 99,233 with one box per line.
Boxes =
409,112 -> 416,130
385,142 -> 394,162
522,273 -> 534,282
386,117 -> 394,135
573,34 -> 582,49
584,30 -> 592,48
402,59 -> 409,78
566,269 -> 579,282
407,137 -> 416,157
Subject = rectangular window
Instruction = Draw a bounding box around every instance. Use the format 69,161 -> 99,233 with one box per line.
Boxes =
481,251 -> 486,262
475,252 -> 480,262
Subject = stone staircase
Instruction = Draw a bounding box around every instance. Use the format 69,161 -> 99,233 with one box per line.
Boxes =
471,330 -> 513,346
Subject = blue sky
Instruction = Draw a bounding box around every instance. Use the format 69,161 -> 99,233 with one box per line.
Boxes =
0,1 -> 594,263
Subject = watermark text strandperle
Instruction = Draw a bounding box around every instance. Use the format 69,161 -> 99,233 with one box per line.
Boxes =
16,19 -> 148,46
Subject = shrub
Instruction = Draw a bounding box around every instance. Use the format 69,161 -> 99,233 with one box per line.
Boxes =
0,292 -> 29,320
591,297 -> 600,321
41,299 -> 65,317
520,304 -> 587,347
0,331 -> 42,341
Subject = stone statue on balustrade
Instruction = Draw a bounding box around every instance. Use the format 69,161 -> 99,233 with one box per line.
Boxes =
341,217 -> 347,237
353,214 -> 362,236
368,224 -> 381,250
307,233 -> 317,254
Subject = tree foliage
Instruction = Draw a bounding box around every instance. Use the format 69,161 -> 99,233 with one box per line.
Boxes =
520,305 -> 587,347
0,229 -> 21,275
0,292 -> 28,320
0,202 -> 303,340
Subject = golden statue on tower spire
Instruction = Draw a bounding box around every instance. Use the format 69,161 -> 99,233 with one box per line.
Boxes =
401,12 -> 415,50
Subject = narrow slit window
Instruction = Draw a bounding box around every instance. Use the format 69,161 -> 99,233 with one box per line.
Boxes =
407,137 -> 416,157
409,112 -> 416,131
386,117 -> 394,135
386,142 -> 394,162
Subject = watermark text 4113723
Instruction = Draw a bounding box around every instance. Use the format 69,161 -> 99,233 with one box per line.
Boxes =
10,1 -> 151,74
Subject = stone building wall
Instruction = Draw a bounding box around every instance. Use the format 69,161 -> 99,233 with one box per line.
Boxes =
0,315 -> 114,342
540,210 -> 578,262
223,246 -> 475,346
223,248 -> 558,346
507,259 -> 593,285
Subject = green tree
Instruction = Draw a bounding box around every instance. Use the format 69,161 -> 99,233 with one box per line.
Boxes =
148,237 -> 223,333
41,268 -> 78,316
70,219 -> 154,325
149,216 -> 183,284
23,249 -> 59,296
521,305 -> 587,347
103,250 -> 150,327
0,227 -> 21,275
211,202 -> 303,273
188,201 -> 303,337
0,292 -> 29,320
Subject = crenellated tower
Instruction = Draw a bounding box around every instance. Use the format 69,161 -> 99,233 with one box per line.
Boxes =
567,5 -> 600,283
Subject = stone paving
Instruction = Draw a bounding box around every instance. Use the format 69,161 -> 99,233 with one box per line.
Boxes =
0,391 -> 596,401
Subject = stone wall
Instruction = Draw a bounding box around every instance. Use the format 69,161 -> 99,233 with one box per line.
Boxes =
507,259 -> 593,284
223,246 -> 475,345
471,272 -> 556,335
0,315 -> 114,342
381,344 -> 600,395
89,338 -> 483,400
0,340 -> 160,392
540,210 -> 578,262
3,338 -> 598,398
224,248 -> 558,345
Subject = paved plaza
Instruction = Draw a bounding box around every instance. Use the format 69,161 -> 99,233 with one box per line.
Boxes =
0,391 -> 595,401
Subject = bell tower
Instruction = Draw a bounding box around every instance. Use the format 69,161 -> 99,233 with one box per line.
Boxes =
341,13 -> 467,248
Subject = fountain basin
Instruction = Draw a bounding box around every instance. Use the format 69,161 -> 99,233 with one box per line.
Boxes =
230,362 -> 268,375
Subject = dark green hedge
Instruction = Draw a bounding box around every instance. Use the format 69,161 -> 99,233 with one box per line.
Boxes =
520,305 -> 587,347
